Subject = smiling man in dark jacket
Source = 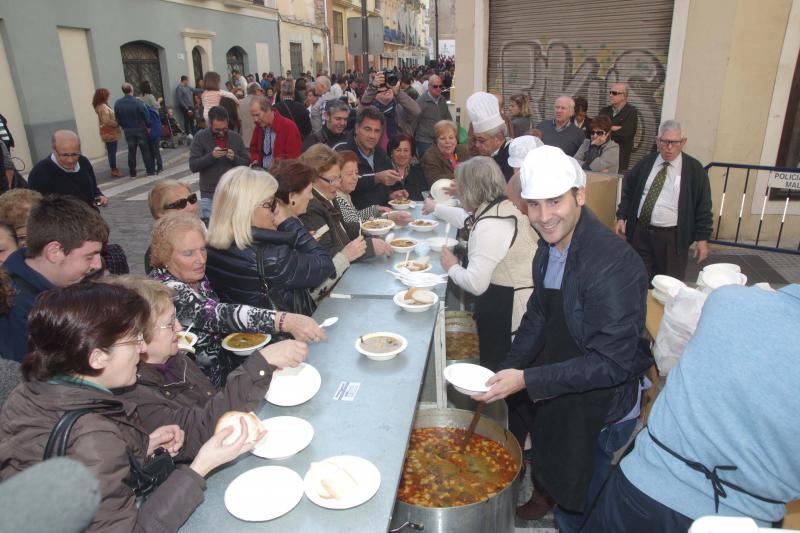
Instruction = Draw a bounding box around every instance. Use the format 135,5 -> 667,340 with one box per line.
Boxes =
474,146 -> 652,532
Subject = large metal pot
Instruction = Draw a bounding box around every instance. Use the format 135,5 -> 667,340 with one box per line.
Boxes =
389,408 -> 522,533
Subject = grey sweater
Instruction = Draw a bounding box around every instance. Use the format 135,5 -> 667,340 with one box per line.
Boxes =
188,128 -> 250,197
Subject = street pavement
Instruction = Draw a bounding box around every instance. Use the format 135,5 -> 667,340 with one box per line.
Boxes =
91,143 -> 194,275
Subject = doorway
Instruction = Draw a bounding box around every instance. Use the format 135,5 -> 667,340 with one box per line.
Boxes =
120,41 -> 164,99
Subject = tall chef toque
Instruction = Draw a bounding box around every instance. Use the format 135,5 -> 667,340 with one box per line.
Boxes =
520,145 -> 586,200
466,92 -> 505,134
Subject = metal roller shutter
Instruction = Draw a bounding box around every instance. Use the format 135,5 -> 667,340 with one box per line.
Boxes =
487,0 -> 674,167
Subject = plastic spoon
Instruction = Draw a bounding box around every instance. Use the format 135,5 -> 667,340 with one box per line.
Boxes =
319,317 -> 339,328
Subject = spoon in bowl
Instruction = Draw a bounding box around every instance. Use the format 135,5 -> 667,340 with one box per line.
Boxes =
319,317 -> 339,328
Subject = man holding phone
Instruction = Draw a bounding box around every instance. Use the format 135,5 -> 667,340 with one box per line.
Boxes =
188,106 -> 250,219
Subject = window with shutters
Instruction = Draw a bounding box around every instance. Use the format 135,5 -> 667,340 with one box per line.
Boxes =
290,43 -> 303,78
334,11 -> 344,45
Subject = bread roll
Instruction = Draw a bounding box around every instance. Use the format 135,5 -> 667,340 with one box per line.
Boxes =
312,461 -> 359,500
214,411 -> 263,445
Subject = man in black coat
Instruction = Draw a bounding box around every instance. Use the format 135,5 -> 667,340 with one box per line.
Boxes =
301,99 -> 350,151
598,82 -> 639,171
274,79 -> 312,140
28,130 -> 107,208
474,146 -> 651,532
615,119 -> 712,280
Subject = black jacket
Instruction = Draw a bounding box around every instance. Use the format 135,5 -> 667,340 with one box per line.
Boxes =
301,124 -> 350,151
300,189 -> 376,259
499,208 -> 652,424
334,133 -> 394,210
275,99 -> 312,139
205,217 -> 335,316
616,151 -> 713,251
598,103 -> 638,171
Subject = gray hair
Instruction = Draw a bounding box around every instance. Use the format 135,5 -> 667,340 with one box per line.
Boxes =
659,119 -> 682,136
555,95 -> 575,111
121,82 -> 133,95
612,81 -> 630,96
246,82 -> 261,95
325,98 -> 349,116
315,75 -> 331,93
254,95 -> 273,112
455,156 -> 507,212
280,79 -> 294,98
480,123 -> 507,139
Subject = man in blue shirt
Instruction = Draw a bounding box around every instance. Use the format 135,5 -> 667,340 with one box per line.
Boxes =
0,195 -> 108,361
113,82 -> 154,177
474,146 -> 651,532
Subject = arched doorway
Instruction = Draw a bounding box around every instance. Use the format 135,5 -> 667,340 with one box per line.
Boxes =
120,41 -> 164,99
226,46 -> 247,82
192,46 -> 205,86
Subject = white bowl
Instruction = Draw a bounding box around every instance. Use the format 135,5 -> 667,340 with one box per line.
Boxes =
355,332 -> 408,361
388,199 -> 415,210
428,237 -> 457,252
393,289 -> 439,313
443,363 -> 495,395
651,275 -> 686,298
388,237 -> 418,253
394,260 -> 432,273
360,219 -> 395,236
222,333 -> 272,355
699,269 -> 747,291
702,262 -> 741,275
408,219 -> 439,232
430,179 -> 455,202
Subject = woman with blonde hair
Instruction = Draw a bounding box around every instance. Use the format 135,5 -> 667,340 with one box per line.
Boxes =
149,212 -> 326,386
205,166 -> 335,316
92,88 -> 122,177
509,93 -> 535,138
421,120 -> 471,186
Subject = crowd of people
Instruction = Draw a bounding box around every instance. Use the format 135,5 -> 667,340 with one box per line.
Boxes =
0,57 -> 796,533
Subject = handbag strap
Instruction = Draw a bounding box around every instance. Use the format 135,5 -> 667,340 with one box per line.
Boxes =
43,407 -> 97,460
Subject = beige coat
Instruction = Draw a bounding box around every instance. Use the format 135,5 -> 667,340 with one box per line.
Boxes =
95,103 -> 121,142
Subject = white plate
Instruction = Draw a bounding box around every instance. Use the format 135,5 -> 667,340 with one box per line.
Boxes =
444,363 -> 495,395
388,199 -> 415,210
360,219 -> 395,236
651,275 -> 686,298
304,456 -> 381,510
355,332 -> 408,361
408,219 -> 439,232
430,179 -> 455,202
222,333 -> 272,355
388,239 -> 418,253
699,269 -> 747,290
252,416 -> 315,460
428,237 -> 457,252
266,363 -> 322,406
702,262 -> 741,275
393,290 -> 439,313
225,465 -> 304,521
652,288 -> 670,304
394,260 -> 432,273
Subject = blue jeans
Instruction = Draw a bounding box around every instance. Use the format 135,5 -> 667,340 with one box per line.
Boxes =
105,141 -> 118,170
124,128 -> 154,176
148,137 -> 163,172
553,418 -> 638,533
200,196 -> 213,220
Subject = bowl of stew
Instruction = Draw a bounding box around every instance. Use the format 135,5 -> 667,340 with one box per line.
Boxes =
222,332 -> 272,355
355,332 -> 408,361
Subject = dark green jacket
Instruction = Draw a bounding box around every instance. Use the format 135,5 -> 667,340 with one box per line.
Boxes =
616,151 -> 713,251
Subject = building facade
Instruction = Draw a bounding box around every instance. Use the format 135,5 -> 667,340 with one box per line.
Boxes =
276,0 -> 329,77
0,0 -> 281,166
453,0 -> 800,246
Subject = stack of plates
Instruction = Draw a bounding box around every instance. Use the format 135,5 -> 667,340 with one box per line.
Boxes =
651,275 -> 686,304
696,263 -> 746,294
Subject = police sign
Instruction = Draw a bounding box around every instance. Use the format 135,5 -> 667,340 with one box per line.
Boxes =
768,170 -> 800,190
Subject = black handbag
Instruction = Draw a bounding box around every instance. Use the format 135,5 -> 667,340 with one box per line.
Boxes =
44,406 -> 176,501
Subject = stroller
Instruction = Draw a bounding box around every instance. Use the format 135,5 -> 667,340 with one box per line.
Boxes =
160,107 -> 188,148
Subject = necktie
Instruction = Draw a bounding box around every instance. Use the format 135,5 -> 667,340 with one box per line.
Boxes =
639,161 -> 670,225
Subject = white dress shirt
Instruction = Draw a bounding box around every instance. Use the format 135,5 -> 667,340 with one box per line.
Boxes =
637,153 -> 682,227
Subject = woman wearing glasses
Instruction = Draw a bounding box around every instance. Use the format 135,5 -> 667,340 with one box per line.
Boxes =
205,164 -> 335,317
0,282 -> 257,532
149,212 -> 326,387
298,145 -> 392,288
144,179 -> 201,274
108,276 -> 307,423
573,115 -> 620,174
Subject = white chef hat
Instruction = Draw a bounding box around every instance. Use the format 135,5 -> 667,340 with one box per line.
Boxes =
520,145 -> 586,200
466,92 -> 505,134
507,136 -> 544,168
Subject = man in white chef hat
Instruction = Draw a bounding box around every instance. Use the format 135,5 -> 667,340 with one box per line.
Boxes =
474,146 -> 652,531
466,91 -> 514,181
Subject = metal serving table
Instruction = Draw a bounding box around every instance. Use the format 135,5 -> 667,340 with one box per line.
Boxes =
181,210 -> 457,532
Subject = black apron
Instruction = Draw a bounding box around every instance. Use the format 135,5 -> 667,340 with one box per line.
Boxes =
474,283 -> 514,372
531,288 -> 615,512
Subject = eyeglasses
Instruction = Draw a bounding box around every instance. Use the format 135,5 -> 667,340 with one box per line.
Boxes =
318,175 -> 342,185
164,193 -> 198,211
658,138 -> 684,147
609,91 -> 624,96
590,130 -> 607,136
155,315 -> 178,333
429,84 -> 442,89
259,198 -> 277,212
56,152 -> 81,158
109,334 -> 145,349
